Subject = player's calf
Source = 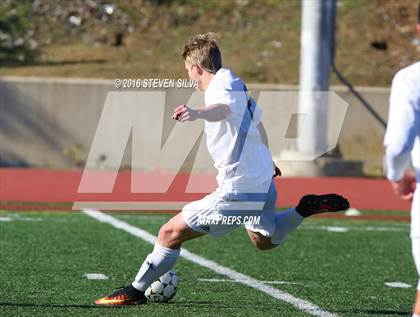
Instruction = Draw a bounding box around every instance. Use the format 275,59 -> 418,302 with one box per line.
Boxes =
247,230 -> 277,250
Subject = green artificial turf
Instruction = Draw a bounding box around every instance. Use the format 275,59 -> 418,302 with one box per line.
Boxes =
0,210 -> 416,317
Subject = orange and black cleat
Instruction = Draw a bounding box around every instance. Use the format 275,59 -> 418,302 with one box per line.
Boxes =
95,285 -> 147,306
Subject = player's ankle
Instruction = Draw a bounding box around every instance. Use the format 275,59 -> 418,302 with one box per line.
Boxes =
128,284 -> 145,297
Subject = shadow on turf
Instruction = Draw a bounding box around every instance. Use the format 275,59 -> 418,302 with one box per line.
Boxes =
0,300 -> 279,312
171,301 -> 281,312
0,302 -> 100,309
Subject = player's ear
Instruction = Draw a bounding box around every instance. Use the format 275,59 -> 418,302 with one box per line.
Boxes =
195,64 -> 203,75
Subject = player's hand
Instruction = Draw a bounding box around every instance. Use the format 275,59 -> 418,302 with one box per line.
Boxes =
273,161 -> 281,178
172,104 -> 199,122
391,172 -> 416,201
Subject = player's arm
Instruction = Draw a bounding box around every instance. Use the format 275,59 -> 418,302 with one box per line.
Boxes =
384,72 -> 418,200
386,142 -> 416,200
257,122 -> 269,148
257,121 -> 281,177
172,104 -> 232,122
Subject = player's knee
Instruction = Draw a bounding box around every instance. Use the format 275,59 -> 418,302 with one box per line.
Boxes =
158,223 -> 180,246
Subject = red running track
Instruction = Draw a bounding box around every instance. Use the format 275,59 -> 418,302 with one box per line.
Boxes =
0,168 -> 411,213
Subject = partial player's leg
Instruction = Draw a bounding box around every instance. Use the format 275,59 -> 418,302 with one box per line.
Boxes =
247,191 -> 350,250
412,236 -> 420,316
157,212 -> 205,248
246,180 -> 304,250
247,230 -> 277,250
95,212 -> 204,306
247,207 -> 303,250
411,188 -> 420,316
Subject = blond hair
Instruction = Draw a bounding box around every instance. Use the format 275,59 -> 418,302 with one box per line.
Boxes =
182,33 -> 222,74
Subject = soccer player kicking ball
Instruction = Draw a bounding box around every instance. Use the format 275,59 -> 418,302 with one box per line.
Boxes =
95,33 -> 350,306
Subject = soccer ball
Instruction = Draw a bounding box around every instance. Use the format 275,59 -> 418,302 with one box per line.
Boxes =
145,270 -> 178,302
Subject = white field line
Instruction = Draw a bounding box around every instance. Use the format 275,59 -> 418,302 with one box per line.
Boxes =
83,273 -> 109,280
0,216 -> 42,222
198,278 -> 308,286
384,282 -> 412,288
74,201 -> 264,211
83,209 -> 338,317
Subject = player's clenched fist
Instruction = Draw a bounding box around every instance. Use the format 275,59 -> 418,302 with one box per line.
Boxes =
273,162 -> 282,178
172,104 -> 199,122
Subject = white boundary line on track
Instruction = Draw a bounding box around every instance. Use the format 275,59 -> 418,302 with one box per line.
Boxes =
83,209 -> 338,317
74,202 -> 189,210
300,225 -> 408,232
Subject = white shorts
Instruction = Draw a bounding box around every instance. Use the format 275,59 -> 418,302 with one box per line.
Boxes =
182,180 -> 277,238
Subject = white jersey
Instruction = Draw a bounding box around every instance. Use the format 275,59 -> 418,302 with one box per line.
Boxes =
384,61 -> 420,183
203,67 -> 273,191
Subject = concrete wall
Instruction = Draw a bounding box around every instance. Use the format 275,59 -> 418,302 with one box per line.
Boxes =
0,77 -> 389,175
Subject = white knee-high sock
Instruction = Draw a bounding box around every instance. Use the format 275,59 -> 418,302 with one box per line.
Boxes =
132,243 -> 180,292
270,208 -> 304,245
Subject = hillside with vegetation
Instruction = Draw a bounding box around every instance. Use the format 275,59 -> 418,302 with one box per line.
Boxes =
0,0 -> 418,86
